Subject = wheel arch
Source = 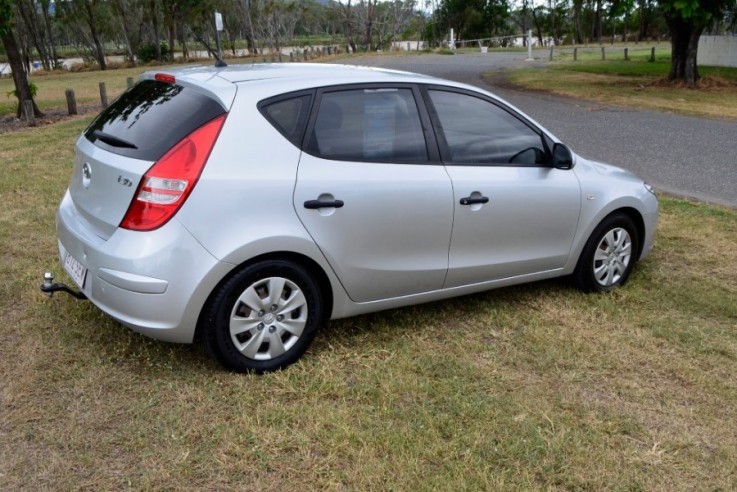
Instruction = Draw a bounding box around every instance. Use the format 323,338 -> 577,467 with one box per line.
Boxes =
611,206 -> 646,260
195,250 -> 334,342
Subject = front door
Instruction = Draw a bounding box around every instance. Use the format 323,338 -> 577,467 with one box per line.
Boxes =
425,88 -> 581,287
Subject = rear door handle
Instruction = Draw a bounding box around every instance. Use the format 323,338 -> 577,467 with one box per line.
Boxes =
304,199 -> 344,209
459,196 -> 489,206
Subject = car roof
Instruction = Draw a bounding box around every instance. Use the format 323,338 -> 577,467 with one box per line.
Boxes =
145,63 -> 442,89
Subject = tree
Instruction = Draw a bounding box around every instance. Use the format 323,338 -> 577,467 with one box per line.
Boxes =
57,0 -> 113,69
435,0 -> 511,42
0,0 -> 43,119
660,0 -> 736,86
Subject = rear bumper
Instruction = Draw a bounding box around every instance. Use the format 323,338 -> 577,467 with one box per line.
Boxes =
56,190 -> 233,343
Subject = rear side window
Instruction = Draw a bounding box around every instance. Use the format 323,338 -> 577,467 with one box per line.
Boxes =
84,80 -> 226,161
259,94 -> 312,146
306,88 -> 428,163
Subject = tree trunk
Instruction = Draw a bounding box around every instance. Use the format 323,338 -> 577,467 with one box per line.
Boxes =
239,0 -> 257,54
532,8 -> 544,46
573,0 -> 583,44
40,0 -> 61,68
666,15 -> 703,87
84,1 -> 107,70
1,28 -> 43,119
168,23 -> 175,61
592,0 -> 603,42
638,0 -> 647,41
150,0 -> 161,61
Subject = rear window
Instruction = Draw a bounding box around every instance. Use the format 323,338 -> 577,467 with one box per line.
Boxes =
84,80 -> 226,161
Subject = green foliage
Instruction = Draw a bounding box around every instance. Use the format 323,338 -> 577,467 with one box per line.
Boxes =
0,0 -> 12,38
137,42 -> 171,63
435,0 -> 512,41
659,0 -> 735,22
6,80 -> 38,100
5,80 -> 38,112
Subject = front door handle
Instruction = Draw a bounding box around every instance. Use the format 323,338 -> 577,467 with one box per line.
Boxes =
304,199 -> 344,209
459,196 -> 489,206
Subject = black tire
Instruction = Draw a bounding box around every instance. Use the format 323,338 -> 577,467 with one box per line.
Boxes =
202,260 -> 323,373
573,213 -> 639,293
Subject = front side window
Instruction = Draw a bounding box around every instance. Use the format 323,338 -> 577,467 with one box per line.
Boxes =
307,88 -> 428,163
428,89 -> 547,166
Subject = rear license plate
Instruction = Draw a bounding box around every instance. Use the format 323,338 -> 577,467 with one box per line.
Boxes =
64,252 -> 87,289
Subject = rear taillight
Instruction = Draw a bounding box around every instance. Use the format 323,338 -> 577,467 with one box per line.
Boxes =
120,114 -> 226,231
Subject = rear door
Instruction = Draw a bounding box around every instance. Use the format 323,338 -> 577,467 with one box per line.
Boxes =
69,79 -> 228,238
294,85 -> 454,303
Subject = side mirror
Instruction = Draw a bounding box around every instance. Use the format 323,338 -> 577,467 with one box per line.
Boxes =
551,143 -> 574,170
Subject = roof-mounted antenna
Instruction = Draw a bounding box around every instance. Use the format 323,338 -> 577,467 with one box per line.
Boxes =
187,26 -> 228,68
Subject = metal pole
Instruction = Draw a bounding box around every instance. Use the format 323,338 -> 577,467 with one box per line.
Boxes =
526,29 -> 533,61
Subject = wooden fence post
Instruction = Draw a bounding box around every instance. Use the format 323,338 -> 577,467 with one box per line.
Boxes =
601,46 -> 606,60
574,47 -> 578,61
290,52 -> 294,62
99,82 -> 109,108
65,89 -> 77,115
549,45 -> 554,61
624,48 -> 629,61
650,47 -> 656,62
23,100 -> 36,126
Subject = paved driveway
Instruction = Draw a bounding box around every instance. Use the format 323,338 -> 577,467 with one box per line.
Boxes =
344,53 -> 737,208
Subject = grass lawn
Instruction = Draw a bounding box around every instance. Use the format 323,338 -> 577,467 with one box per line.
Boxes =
501,54 -> 737,120
1,112 -> 736,489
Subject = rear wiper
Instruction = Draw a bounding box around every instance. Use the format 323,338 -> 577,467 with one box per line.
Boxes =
93,130 -> 138,149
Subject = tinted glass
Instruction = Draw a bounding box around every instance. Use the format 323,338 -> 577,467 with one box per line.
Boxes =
428,90 -> 546,166
84,80 -> 226,161
260,94 -> 311,145
307,88 -> 427,162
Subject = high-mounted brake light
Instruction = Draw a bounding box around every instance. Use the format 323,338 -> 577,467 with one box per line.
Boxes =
120,114 -> 227,231
154,73 -> 176,84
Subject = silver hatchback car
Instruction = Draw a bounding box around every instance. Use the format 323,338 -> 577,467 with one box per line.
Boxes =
50,63 -> 658,372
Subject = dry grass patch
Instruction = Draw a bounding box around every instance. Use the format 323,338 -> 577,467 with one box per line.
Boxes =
1,119 -> 737,490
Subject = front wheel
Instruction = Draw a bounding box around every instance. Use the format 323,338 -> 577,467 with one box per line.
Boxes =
573,213 -> 639,293
203,260 -> 323,373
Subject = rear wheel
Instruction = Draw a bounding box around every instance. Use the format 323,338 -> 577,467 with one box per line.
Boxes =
573,213 -> 639,292
203,260 -> 322,373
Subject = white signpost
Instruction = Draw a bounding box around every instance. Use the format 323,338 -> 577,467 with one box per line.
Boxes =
214,11 -> 224,65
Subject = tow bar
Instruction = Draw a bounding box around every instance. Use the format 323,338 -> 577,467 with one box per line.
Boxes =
40,272 -> 88,300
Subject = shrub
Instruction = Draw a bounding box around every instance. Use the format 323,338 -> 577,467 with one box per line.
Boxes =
137,42 -> 170,63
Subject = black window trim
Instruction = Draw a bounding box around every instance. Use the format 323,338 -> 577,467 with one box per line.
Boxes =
300,82 -> 443,165
257,89 -> 316,148
420,84 -> 554,168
